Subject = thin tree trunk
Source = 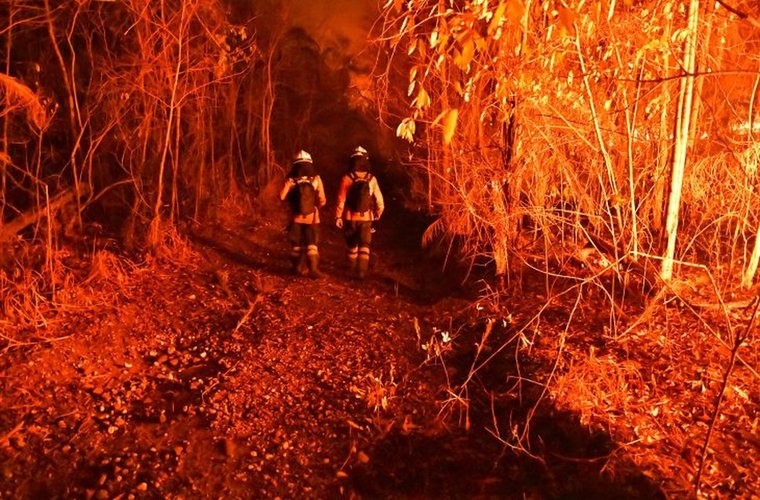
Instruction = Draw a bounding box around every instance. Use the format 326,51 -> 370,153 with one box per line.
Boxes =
612,30 -> 643,258
688,1 -> 715,148
575,30 -> 617,196
243,82 -> 257,190
662,0 -> 700,281
741,74 -> 760,288
625,69 -> 644,258
152,1 -> 185,241
261,40 -> 278,185
575,28 -> 623,257
1,4 -> 12,227
195,95 -> 207,220
653,3 -> 675,234
228,81 -> 239,191
43,0 -> 83,228
170,104 -> 181,224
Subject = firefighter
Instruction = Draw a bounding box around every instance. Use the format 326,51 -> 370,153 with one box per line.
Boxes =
279,150 -> 326,278
334,146 -> 384,279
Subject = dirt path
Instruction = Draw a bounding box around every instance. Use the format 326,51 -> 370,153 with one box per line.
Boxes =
0,213 -> 666,498
0,213 -> 467,498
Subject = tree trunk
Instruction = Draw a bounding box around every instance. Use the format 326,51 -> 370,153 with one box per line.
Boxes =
662,0 -> 700,281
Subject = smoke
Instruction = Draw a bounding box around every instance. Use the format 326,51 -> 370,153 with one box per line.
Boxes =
280,0 -> 379,58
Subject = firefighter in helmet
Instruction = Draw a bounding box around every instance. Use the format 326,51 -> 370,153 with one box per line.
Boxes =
335,146 -> 384,279
279,150 -> 326,278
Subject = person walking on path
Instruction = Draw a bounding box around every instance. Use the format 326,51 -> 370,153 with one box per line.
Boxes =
334,146 -> 384,279
280,150 -> 326,278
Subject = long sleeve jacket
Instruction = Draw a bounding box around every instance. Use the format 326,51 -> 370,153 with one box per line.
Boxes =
334,172 -> 384,222
279,175 -> 327,224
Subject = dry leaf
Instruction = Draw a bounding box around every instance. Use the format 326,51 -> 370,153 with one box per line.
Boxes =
488,1 -> 507,35
442,108 -> 459,145
414,87 -> 431,110
396,118 -> 416,143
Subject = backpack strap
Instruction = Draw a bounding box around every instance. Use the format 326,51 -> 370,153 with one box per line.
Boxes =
349,172 -> 371,182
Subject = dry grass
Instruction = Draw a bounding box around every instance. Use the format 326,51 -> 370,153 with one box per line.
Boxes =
681,145 -> 760,277
1,241 -> 141,341
148,217 -> 197,264
552,350 -> 645,429
84,249 -> 132,286
0,268 -> 50,330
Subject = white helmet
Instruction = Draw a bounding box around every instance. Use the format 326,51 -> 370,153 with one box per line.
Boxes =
351,146 -> 368,158
293,150 -> 312,163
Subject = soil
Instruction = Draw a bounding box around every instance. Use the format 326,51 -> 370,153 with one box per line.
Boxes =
0,205 -> 756,499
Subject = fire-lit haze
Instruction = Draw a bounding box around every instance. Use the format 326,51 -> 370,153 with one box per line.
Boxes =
282,0 -> 377,56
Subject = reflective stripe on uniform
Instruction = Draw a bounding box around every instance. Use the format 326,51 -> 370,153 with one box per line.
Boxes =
291,246 -> 302,257
358,246 -> 370,259
306,244 -> 319,256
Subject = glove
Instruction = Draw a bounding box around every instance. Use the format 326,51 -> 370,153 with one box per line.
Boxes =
335,218 -> 344,229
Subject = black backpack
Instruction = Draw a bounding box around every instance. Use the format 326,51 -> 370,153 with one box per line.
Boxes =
346,172 -> 372,213
289,177 -> 316,215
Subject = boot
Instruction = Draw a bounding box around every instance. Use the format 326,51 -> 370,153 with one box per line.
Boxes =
297,253 -> 308,275
357,256 -> 369,280
291,253 -> 307,275
290,254 -> 301,275
307,254 -> 322,279
348,256 -> 358,274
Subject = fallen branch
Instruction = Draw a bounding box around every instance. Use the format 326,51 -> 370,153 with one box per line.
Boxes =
0,185 -> 90,243
233,294 -> 263,334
